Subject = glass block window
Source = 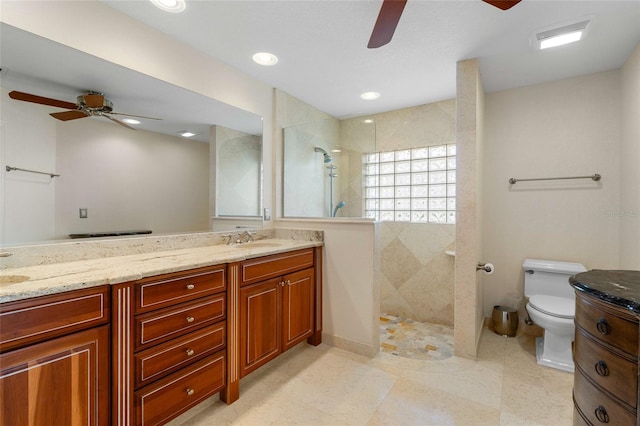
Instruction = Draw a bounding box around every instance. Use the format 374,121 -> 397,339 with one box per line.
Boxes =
363,144 -> 456,224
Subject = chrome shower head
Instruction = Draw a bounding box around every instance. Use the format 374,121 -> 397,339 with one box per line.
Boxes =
314,147 -> 333,163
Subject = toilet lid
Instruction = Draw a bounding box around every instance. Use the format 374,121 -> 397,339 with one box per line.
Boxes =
529,295 -> 575,319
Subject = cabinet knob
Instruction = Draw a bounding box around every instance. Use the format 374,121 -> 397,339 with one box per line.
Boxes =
596,318 -> 610,335
186,316 -> 195,323
186,349 -> 195,356
186,284 -> 195,290
186,388 -> 195,396
594,405 -> 609,423
286,280 -> 291,286
595,360 -> 609,376
279,281 -> 285,287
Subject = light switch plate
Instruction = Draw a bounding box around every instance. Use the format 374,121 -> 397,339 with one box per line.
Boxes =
263,208 -> 271,221
79,208 -> 88,219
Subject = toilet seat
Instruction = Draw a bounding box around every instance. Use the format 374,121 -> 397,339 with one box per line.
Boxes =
528,295 -> 574,319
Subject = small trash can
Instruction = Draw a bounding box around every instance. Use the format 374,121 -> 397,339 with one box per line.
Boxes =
492,305 -> 518,337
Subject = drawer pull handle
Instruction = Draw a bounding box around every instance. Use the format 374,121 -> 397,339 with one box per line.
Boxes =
186,284 -> 195,290
186,349 -> 195,356
594,405 -> 609,423
186,388 -> 195,396
595,360 -> 609,376
596,318 -> 610,335
186,316 -> 195,323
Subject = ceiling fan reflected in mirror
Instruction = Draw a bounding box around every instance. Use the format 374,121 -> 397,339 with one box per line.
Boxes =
367,0 -> 522,49
8,90 -> 161,130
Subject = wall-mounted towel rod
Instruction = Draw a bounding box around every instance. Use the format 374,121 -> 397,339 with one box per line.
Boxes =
508,174 -> 600,185
6,165 -> 60,178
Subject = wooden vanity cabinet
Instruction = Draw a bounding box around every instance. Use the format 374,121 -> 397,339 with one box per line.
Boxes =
0,286 -> 111,426
113,264 -> 227,426
238,248 -> 319,378
573,292 -> 639,426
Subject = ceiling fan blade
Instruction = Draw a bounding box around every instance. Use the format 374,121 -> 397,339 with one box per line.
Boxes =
368,0 -> 407,49
105,115 -> 136,130
482,0 -> 521,11
50,110 -> 89,121
83,93 -> 105,108
109,112 -> 162,120
9,90 -> 77,110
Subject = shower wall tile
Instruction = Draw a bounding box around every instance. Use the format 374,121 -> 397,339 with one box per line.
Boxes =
340,100 -> 456,326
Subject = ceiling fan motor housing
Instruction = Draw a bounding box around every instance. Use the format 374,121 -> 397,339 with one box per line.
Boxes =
77,93 -> 113,113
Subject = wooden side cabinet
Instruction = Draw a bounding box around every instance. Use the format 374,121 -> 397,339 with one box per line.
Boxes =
0,286 -> 111,426
238,248 -> 318,378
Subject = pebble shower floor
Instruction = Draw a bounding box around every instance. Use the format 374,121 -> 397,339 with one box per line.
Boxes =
380,313 -> 454,360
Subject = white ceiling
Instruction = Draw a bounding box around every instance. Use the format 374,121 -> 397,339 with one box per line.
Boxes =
101,0 -> 640,118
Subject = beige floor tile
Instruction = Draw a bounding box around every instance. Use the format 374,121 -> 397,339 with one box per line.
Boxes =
367,377 -> 501,426
174,327 -> 577,426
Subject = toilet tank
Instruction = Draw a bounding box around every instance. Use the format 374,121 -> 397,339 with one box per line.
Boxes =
523,259 -> 587,298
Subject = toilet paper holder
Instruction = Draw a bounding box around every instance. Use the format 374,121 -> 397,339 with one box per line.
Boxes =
476,262 -> 494,273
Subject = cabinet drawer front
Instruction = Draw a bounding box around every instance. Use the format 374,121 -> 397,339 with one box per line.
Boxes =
135,353 -> 225,426
135,322 -> 226,388
136,265 -> 225,313
573,369 -> 637,426
241,248 -> 314,286
575,295 -> 638,356
0,286 -> 110,351
136,295 -> 225,350
574,329 -> 637,408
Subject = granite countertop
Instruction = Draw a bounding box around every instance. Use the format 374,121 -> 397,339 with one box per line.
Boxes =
0,239 -> 322,304
570,270 -> 640,314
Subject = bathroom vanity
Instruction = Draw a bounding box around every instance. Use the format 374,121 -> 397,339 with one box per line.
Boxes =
570,270 -> 640,426
0,239 -> 323,425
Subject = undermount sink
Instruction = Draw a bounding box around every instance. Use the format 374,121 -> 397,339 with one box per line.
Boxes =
0,274 -> 30,285
234,242 -> 282,248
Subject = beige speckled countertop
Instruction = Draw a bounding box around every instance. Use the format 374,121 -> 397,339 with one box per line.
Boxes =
0,239 -> 322,304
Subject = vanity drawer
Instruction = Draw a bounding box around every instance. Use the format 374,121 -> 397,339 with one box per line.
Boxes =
135,352 -> 225,426
575,295 -> 638,356
134,321 -> 226,388
0,286 -> 110,352
575,329 -> 637,408
136,265 -> 225,313
574,368 -> 637,426
240,248 -> 314,286
135,295 -> 225,350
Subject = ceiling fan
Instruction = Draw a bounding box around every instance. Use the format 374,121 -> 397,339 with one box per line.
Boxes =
8,90 -> 161,130
367,0 -> 522,49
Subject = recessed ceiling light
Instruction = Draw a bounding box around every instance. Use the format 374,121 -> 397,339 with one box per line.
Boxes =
150,0 -> 186,13
535,19 -> 591,50
178,131 -> 196,138
122,118 -> 141,125
252,52 -> 278,66
360,92 -> 380,100
363,119 -> 374,123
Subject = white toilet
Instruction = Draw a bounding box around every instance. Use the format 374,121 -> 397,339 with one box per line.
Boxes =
523,258 -> 587,373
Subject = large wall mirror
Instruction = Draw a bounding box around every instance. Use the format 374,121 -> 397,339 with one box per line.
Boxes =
0,24 -> 263,246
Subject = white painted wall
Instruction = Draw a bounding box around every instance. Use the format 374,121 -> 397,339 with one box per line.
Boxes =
619,43 -> 640,269
1,86 -> 57,244
55,117 -> 209,239
483,70 -> 622,317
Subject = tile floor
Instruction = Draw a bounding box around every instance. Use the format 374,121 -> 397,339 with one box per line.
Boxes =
171,325 -> 574,426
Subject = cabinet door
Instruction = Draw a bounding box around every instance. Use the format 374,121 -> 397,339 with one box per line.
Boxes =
239,278 -> 282,377
282,268 -> 315,351
0,325 -> 110,426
